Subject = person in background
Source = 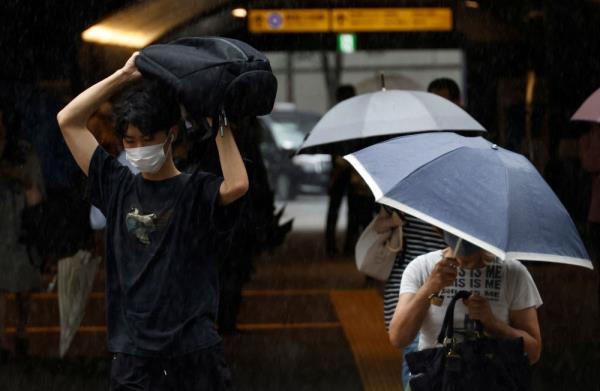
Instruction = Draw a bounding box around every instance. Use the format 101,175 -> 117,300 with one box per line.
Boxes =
325,85 -> 355,257
185,117 -> 280,335
344,167 -> 376,255
0,100 -> 45,360
427,77 -> 462,106
579,123 -> 600,302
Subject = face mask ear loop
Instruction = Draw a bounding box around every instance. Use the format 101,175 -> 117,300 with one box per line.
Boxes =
164,130 -> 176,155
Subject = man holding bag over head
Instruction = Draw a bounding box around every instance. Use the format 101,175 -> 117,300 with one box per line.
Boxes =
57,52 -> 248,390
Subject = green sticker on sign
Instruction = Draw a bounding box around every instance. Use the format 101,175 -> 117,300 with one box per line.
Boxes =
337,33 -> 356,53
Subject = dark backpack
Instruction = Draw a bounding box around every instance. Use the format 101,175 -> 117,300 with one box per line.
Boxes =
135,37 -> 277,131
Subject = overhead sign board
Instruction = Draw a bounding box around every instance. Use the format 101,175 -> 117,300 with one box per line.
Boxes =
249,8 -> 452,34
332,8 -> 453,32
249,9 -> 330,33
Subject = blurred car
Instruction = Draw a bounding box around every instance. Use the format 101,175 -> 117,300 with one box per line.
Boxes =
258,105 -> 331,200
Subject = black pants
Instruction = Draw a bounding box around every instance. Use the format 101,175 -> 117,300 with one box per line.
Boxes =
344,193 -> 375,254
325,188 -> 346,255
110,343 -> 233,391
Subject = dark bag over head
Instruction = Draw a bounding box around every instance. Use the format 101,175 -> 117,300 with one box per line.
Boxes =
135,37 -> 277,130
405,290 -> 531,391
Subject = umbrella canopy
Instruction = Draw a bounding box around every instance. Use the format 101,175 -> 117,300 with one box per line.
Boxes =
344,132 -> 592,269
58,250 -> 101,357
572,87 -> 600,123
298,90 -> 485,155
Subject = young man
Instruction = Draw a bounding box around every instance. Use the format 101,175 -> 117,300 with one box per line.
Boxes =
57,53 -> 248,390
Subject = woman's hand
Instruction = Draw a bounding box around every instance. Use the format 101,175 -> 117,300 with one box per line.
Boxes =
120,52 -> 142,81
464,292 -> 499,330
465,297 -> 542,363
423,254 -> 458,294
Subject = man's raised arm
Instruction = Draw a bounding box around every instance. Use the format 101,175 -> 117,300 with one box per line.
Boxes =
215,124 -> 250,206
57,53 -> 141,176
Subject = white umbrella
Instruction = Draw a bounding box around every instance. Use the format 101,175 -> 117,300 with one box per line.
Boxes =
58,250 -> 101,357
298,89 -> 485,155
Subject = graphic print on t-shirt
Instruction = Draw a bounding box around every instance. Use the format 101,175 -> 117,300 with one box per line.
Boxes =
126,207 -> 173,245
440,260 -> 505,336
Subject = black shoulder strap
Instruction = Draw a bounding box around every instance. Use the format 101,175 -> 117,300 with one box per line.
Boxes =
437,290 -> 472,344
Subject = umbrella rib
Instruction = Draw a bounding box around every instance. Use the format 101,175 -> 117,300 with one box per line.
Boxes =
387,144 -> 470,187
414,94 -> 443,130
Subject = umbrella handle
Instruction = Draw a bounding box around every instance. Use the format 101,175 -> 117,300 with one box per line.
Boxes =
452,238 -> 463,258
429,238 -> 462,306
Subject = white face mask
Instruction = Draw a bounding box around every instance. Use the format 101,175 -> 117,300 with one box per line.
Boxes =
125,134 -> 173,173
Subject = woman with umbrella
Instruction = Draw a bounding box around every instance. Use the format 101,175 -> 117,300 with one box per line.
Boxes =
388,233 -> 543,362
345,131 -> 593,389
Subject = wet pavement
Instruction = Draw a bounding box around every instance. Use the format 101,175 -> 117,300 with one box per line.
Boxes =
1,195 -> 600,390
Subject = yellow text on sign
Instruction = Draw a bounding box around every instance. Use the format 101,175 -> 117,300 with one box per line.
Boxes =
249,9 -> 330,33
332,8 -> 453,32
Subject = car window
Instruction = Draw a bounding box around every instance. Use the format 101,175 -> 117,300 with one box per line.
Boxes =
269,113 -> 320,150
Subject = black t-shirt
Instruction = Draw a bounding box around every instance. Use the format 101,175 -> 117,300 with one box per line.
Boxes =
87,146 -> 236,357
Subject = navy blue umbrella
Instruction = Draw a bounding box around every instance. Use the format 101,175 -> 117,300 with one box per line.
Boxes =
345,132 -> 592,268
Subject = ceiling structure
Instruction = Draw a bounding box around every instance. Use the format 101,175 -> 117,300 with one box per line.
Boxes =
2,0 -> 599,82
81,0 -> 225,48
80,0 -> 541,50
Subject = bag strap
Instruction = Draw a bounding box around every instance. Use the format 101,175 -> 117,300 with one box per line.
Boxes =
436,290 -> 472,345
385,213 -> 404,252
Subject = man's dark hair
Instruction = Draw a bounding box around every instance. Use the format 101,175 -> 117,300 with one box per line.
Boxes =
427,78 -> 461,103
336,85 -> 356,103
113,79 -> 180,138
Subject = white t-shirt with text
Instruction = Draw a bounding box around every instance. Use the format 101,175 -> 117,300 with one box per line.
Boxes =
400,250 -> 543,351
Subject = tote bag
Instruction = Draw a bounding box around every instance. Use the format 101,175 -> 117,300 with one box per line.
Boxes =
355,210 -> 403,281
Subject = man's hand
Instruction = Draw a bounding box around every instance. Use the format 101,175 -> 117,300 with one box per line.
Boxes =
464,292 -> 498,330
57,51 -> 143,176
423,254 -> 458,294
121,52 -> 142,81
